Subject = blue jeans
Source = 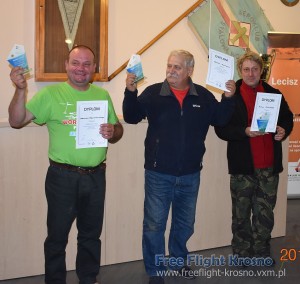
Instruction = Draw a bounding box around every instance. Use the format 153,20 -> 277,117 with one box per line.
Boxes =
44,164 -> 106,284
143,170 -> 200,276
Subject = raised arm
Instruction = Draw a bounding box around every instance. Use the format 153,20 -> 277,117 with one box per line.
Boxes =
8,67 -> 34,128
123,72 -> 146,124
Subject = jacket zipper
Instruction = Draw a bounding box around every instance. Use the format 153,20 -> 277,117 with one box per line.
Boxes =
153,138 -> 159,167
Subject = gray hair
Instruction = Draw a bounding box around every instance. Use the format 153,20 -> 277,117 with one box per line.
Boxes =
169,50 -> 195,68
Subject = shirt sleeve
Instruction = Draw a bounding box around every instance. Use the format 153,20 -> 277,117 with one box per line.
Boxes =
106,93 -> 119,124
26,88 -> 52,125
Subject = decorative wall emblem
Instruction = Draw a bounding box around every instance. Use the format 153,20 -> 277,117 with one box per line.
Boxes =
229,21 -> 251,48
280,0 -> 299,7
57,0 -> 85,50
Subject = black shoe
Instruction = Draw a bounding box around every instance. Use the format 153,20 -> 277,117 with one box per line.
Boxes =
149,276 -> 164,284
177,266 -> 196,280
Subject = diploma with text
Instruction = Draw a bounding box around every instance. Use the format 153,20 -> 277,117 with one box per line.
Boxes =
250,92 -> 282,133
206,48 -> 234,92
76,101 -> 108,148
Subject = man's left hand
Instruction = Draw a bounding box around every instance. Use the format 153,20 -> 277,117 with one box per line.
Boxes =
274,126 -> 286,141
100,123 -> 114,140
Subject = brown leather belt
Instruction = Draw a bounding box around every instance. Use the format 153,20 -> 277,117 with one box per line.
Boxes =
49,159 -> 106,174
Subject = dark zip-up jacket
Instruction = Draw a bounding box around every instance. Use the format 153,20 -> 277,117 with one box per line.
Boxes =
123,79 -> 235,176
214,79 -> 294,175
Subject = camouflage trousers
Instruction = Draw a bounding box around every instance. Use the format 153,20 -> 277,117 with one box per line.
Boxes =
230,168 -> 279,257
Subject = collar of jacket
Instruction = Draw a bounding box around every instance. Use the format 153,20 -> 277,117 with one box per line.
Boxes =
159,78 -> 199,97
236,78 -> 275,92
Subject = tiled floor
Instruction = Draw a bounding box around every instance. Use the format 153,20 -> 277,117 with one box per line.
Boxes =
2,199 -> 300,284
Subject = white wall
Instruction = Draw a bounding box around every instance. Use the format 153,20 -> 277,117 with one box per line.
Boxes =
0,0 -> 299,280
1,0 -> 299,119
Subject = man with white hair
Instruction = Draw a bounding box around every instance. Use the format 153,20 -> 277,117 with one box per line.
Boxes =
123,49 -> 236,284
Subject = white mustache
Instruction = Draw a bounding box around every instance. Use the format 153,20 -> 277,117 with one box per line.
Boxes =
167,73 -> 178,78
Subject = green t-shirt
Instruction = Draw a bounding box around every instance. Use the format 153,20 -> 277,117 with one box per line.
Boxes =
26,82 -> 119,167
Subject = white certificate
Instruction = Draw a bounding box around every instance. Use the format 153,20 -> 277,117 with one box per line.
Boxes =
76,101 -> 108,149
250,92 -> 282,133
206,48 -> 234,92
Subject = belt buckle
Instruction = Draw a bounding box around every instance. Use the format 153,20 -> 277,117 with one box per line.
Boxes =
77,166 -> 90,174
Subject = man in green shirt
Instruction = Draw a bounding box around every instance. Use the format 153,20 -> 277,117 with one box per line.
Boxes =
9,45 -> 123,284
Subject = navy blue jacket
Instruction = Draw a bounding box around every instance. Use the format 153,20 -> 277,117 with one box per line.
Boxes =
215,79 -> 294,175
123,79 -> 235,176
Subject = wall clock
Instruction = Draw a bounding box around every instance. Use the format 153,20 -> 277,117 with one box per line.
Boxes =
281,0 -> 299,6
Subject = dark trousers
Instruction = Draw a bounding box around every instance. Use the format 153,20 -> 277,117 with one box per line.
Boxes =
230,168 -> 279,257
44,164 -> 106,284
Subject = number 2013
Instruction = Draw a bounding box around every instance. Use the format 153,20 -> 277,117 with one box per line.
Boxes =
280,248 -> 299,261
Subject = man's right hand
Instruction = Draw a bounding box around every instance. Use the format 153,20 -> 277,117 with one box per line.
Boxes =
10,67 -> 27,90
245,126 -> 267,138
126,72 -> 137,92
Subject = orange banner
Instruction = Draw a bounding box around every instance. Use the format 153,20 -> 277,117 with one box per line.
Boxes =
268,44 -> 300,196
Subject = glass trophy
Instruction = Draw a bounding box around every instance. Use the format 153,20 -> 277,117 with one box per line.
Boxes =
257,112 -> 270,132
